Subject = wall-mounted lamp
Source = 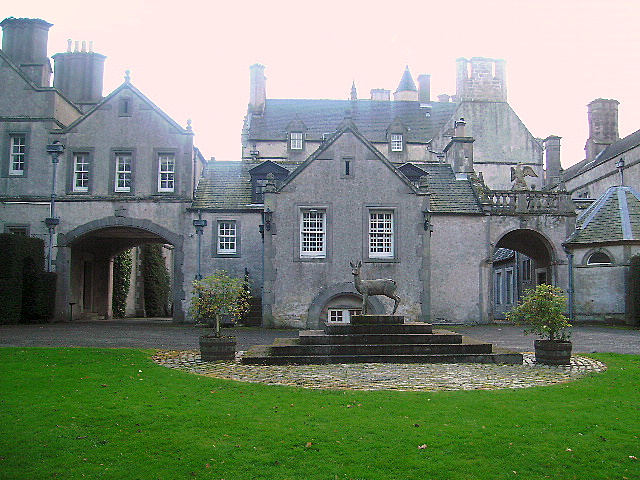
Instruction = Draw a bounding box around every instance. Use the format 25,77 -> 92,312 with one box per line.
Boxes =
263,207 -> 273,232
422,209 -> 432,231
192,210 -> 207,280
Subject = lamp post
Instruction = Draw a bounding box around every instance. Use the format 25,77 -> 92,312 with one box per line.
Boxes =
192,210 -> 207,280
563,245 -> 574,322
45,141 -> 64,272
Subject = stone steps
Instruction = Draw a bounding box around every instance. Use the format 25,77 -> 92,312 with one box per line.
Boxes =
241,315 -> 523,365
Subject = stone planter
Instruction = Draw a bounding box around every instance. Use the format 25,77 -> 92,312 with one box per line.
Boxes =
534,340 -> 572,365
199,335 -> 237,361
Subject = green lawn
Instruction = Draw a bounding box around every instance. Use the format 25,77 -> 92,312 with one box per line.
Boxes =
0,348 -> 638,480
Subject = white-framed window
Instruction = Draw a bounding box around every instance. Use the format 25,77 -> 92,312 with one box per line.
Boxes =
73,153 -> 90,192
369,210 -> 394,258
158,153 -> 175,192
390,133 -> 403,152
300,209 -> 326,258
587,252 -> 612,265
9,134 -> 26,175
327,308 -> 362,324
115,154 -> 132,192
290,132 -> 303,150
217,221 -> 237,255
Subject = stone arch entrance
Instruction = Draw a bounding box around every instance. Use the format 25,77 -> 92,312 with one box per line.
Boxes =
306,282 -> 385,329
492,228 -> 556,319
55,217 -> 185,322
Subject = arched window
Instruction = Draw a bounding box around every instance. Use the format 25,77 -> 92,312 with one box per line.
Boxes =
587,252 -> 612,265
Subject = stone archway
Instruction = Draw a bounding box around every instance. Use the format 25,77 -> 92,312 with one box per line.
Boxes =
492,228 -> 557,319
55,216 -> 185,323
306,282 -> 385,329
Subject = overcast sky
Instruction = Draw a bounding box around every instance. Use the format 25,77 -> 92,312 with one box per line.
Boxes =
9,0 -> 640,168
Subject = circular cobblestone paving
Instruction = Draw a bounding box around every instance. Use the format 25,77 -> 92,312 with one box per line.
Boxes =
152,350 -> 607,392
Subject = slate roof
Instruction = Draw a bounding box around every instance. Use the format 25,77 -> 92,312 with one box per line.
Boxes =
565,185 -> 640,245
564,128 -> 640,181
412,163 -> 483,214
191,160 -> 299,210
191,158 -> 482,214
493,248 -> 515,262
247,99 -> 458,144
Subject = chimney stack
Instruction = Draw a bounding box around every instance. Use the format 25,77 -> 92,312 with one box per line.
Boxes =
585,98 -> 619,161
1,17 -> 53,86
249,64 -> 266,115
418,74 -> 431,104
544,136 -> 562,186
52,39 -> 106,107
370,89 -> 391,101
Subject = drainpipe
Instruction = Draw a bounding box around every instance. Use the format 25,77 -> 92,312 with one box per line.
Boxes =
563,246 -> 574,322
45,141 -> 65,272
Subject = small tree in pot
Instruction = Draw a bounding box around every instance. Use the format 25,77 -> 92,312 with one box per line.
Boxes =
190,271 -> 250,361
507,284 -> 572,365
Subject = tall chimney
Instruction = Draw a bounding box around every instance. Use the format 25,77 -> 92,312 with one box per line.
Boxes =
249,64 -> 266,115
544,136 -> 562,186
585,98 -> 619,161
418,74 -> 431,104
52,40 -> 106,107
1,17 -> 53,86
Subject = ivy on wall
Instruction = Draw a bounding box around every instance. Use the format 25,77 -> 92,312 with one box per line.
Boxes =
141,243 -> 170,317
112,250 -> 132,318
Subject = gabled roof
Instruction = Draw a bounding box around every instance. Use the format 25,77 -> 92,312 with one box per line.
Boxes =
278,118 -> 418,193
564,128 -> 640,181
60,80 -> 189,134
565,185 -> 640,245
0,49 -> 82,120
247,99 -> 457,144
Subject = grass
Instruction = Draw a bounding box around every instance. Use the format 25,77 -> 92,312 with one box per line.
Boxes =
0,348 -> 638,480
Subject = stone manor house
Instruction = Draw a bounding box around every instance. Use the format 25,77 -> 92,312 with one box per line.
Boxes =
1,17 -> 638,326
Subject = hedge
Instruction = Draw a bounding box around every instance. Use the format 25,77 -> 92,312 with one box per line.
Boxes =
0,234 -> 56,324
141,244 -> 170,317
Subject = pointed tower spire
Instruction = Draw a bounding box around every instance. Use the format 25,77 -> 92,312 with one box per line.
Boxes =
394,66 -> 418,101
350,80 -> 357,101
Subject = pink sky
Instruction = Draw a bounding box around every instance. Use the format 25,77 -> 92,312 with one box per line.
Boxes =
8,0 -> 640,168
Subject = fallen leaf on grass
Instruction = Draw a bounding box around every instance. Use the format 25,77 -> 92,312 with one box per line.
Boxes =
418,444 -> 428,449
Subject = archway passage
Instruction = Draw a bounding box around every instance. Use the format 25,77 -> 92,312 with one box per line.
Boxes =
493,229 -> 555,319
57,217 -> 184,323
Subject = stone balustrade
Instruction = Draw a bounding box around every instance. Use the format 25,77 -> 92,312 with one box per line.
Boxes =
483,190 -> 573,215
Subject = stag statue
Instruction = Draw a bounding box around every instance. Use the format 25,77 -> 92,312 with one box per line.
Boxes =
350,261 -> 401,314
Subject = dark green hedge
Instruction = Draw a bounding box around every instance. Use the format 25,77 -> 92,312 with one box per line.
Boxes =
141,244 -> 170,317
0,234 -> 56,324
112,250 -> 132,318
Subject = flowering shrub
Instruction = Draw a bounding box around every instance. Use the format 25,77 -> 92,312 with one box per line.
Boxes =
189,271 -> 250,337
506,284 -> 571,341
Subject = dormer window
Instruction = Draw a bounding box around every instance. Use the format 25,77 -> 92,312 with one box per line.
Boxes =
249,160 -> 290,203
290,132 -> 303,150
391,134 -> 404,152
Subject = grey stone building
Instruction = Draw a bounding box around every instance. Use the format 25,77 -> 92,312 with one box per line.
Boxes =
3,17 -> 634,327
197,60 -> 576,328
0,17 -> 204,322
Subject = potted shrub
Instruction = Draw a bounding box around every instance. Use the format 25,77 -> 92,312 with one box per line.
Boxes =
507,284 -> 572,365
190,271 -> 250,361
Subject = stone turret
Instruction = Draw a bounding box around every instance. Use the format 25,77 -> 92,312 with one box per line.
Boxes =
455,57 -> 507,102
52,39 -> 106,108
1,17 -> 53,87
394,66 -> 418,101
585,98 -> 619,162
